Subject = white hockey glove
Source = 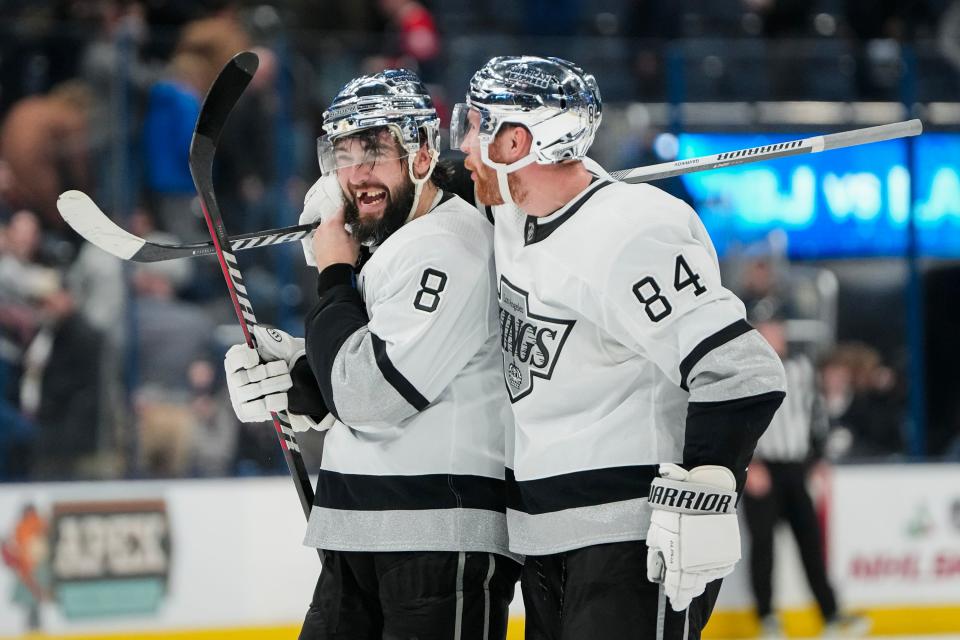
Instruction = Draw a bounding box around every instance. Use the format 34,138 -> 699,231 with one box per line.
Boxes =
224,325 -> 326,432
299,175 -> 345,267
646,463 -> 741,612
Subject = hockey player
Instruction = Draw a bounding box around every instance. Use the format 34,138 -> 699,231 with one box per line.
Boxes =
451,56 -> 788,638
225,69 -> 520,639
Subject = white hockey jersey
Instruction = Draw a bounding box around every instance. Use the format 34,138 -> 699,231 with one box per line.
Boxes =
492,176 -> 786,555
302,191 -> 516,558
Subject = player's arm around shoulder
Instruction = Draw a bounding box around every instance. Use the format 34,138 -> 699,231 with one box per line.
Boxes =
303,223 -> 495,431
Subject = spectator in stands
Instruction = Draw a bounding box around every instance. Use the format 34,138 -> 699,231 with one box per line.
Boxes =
0,82 -> 94,230
187,360 -> 239,477
174,0 -> 250,87
22,283 -> 105,481
820,343 -> 905,460
0,327 -> 33,482
744,305 -> 869,639
0,210 -> 55,480
0,210 -> 61,301
130,240 -> 218,476
738,255 -> 787,314
0,161 -> 14,221
374,0 -> 441,83
0,210 -> 63,368
141,52 -> 208,242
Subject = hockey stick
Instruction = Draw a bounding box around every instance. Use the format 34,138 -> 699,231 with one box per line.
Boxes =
57,118 -> 922,263
56,190 -> 314,262
189,50 -> 315,521
609,118 -> 922,183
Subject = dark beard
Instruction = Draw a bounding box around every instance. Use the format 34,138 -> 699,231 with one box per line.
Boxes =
342,178 -> 416,246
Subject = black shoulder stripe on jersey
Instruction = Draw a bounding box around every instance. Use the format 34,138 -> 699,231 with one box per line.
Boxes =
679,319 -> 754,391
315,469 -> 507,512
505,465 -> 660,515
524,178 -> 612,245
684,389 -> 786,490
437,189 -> 456,208
371,332 -> 430,411
304,264 -> 368,421
483,204 -> 494,225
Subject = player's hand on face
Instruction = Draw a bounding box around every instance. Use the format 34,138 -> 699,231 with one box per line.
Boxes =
299,174 -> 345,267
312,208 -> 359,272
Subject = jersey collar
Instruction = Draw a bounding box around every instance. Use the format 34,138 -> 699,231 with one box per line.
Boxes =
523,178 -> 612,246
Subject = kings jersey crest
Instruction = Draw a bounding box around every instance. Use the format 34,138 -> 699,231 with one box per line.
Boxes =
498,277 -> 575,402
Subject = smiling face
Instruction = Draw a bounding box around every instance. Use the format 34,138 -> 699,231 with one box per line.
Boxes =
333,127 -> 415,245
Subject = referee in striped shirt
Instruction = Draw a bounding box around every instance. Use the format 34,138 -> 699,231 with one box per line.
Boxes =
744,301 -> 868,638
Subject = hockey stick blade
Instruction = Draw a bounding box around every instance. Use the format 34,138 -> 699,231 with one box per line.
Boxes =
189,50 -> 316,522
610,118 -> 922,183
57,190 -> 315,262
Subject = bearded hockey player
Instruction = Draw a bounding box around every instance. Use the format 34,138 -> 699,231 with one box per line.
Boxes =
452,56 -> 787,639
225,69 -> 520,639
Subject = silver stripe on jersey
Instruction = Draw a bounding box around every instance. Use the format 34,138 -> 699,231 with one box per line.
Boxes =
329,326 -> 420,428
304,507 -> 519,561
686,330 -> 786,404
506,498 -> 652,556
754,356 -> 822,462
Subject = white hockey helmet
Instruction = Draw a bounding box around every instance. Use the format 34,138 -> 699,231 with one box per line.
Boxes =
450,56 -> 602,203
319,69 -> 440,220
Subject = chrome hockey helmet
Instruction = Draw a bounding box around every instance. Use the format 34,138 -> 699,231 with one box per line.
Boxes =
319,69 -> 441,222
450,56 -> 602,204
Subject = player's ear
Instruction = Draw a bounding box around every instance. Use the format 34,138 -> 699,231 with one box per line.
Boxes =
411,143 -> 432,180
507,126 -> 532,161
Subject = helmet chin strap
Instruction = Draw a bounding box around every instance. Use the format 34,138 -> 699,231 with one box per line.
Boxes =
480,143 -> 536,206
406,148 -> 439,222
360,148 -> 439,251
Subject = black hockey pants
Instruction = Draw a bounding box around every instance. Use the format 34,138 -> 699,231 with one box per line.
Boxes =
521,540 -> 723,640
300,549 -> 521,640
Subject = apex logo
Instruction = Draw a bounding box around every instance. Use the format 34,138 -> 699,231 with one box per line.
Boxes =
498,277 -> 574,402
2,499 -> 171,630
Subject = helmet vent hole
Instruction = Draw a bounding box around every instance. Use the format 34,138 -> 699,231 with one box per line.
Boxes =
559,98 -> 567,109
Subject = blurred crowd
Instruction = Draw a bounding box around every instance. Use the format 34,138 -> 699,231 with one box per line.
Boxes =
0,1 -> 301,482
729,247 -> 911,463
0,0 -> 958,482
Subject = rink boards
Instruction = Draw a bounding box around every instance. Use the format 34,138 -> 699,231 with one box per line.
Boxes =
0,465 -> 958,639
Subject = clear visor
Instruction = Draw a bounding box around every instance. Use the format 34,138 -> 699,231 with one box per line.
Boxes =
449,103 -> 494,152
317,127 -> 411,176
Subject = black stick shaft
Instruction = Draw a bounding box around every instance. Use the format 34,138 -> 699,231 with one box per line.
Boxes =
189,51 -> 316,524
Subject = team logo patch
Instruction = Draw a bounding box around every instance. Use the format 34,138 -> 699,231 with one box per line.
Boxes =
498,277 -> 575,402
